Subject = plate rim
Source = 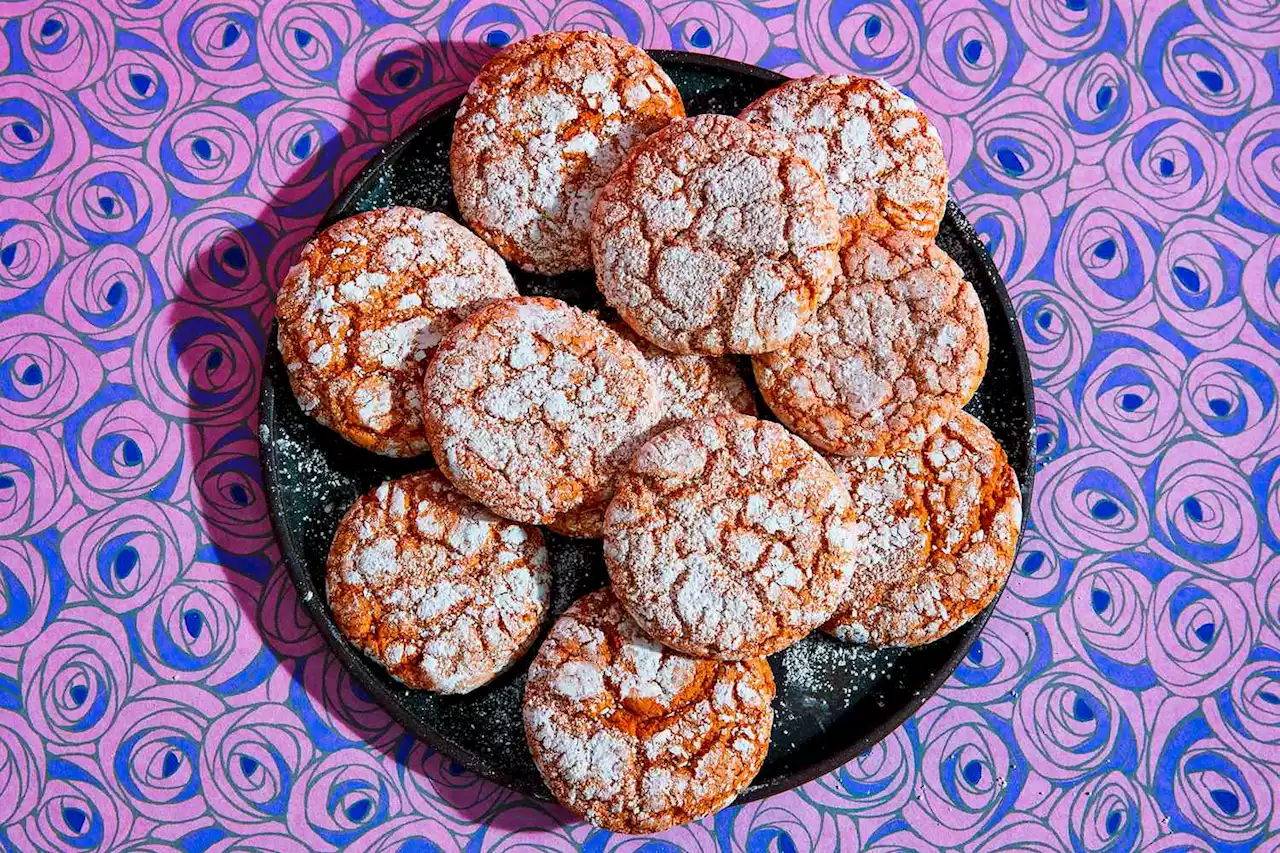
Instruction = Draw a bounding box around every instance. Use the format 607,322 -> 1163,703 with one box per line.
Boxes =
259,48 -> 1038,807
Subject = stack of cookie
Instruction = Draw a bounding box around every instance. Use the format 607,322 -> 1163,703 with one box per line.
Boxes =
274,30 -> 1023,833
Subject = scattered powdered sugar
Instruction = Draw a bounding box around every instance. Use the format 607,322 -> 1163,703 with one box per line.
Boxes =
326,470 -> 551,694
604,415 -> 860,659
592,113 -> 841,355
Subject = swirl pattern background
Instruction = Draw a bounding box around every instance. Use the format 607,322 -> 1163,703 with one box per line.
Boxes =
1,1 -> 1278,850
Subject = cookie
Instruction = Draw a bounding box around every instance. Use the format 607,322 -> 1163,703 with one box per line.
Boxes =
546,324 -> 757,538
422,297 -> 660,525
591,113 -> 841,355
523,588 -> 774,833
824,413 -> 1022,646
451,31 -> 684,274
740,75 -> 948,240
327,470 -> 550,693
276,207 -> 516,457
752,227 -> 987,457
604,414 -> 861,659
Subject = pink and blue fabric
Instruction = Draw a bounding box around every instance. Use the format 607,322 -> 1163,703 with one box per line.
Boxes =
0,1 -> 1278,850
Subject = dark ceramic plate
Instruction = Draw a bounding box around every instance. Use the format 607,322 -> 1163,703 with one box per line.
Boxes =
259,51 -> 1036,804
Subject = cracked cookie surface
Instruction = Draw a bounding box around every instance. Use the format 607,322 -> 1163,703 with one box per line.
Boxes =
451,31 -> 684,274
423,297 -> 660,525
591,113 -> 841,355
547,323 -> 757,538
740,74 -> 948,240
327,470 -> 550,693
753,227 -> 987,456
824,413 -> 1022,646
524,588 -> 774,833
276,207 -> 516,457
604,414 -> 860,659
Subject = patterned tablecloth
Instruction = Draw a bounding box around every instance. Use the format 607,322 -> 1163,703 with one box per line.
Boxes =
1,1 -> 1278,850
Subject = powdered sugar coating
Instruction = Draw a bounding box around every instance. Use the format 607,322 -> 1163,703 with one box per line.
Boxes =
276,207 -> 517,457
740,75 -> 948,240
422,297 -> 660,525
753,227 -> 988,456
547,323 -> 757,538
451,31 -> 684,274
326,470 -> 550,693
523,588 -> 774,833
591,113 -> 841,355
825,413 -> 1022,646
604,414 -> 861,660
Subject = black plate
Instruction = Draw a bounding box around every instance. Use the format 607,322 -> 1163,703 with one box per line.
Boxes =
259,51 -> 1036,804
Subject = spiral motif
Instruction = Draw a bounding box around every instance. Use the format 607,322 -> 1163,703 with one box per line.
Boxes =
201,703 -> 314,833
99,0 -> 179,21
913,2 -> 1021,116
149,105 -> 258,201
0,200 -> 62,303
1053,189 -> 1160,324
21,606 -> 131,746
802,724 -> 914,817
468,800 -> 578,851
99,685 -> 224,822
1225,106 -> 1280,228
79,40 -> 195,147
1208,654 -> 1280,762
0,428 -> 73,537
54,156 -> 171,256
966,191 -> 1051,286
134,560 -> 263,687
14,754 -> 133,853
61,499 -> 196,614
1181,345 -> 1279,460
1188,0 -> 1280,48
435,0 -> 546,77
1011,278 -> 1093,392
1147,571 -> 1253,697
158,198 -> 279,307
1045,50 -> 1149,142
1141,7 -> 1270,133
968,816 -> 1067,853
44,244 -> 153,344
250,98 -> 364,221
1060,770 -> 1160,853
0,74 -> 90,201
1073,326 -> 1186,466
163,0 -> 264,87
607,821 -> 719,852
1035,448 -> 1149,557
553,1 -> 669,48
0,315 -> 104,433
65,395 -> 188,510
965,87 -> 1074,195
904,706 -> 1024,844
1060,551 -> 1163,692
792,0 -> 921,83
192,428 -> 271,555
397,739 -> 508,832
1105,108 -> 1228,225
1010,0 -> 1129,63
1244,234 -> 1280,349
662,0 -> 773,63
730,797 -> 860,851
20,0 -> 113,90
359,815 -> 467,853
1154,217 -> 1250,349
203,836 -> 302,853
259,0 -> 363,95
1155,715 -> 1272,849
0,537 -> 53,662
0,709 -> 45,825
944,614 -> 1048,705
1032,389 -> 1080,471
1003,529 -> 1070,616
298,649 -> 396,749
1259,554 -> 1280,637
257,557 -> 323,658
1013,661 -> 1140,783
132,301 -> 262,427
339,26 -> 466,136
287,747 -> 403,850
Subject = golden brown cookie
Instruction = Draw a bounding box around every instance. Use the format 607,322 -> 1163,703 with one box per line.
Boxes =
523,588 -> 774,833
740,75 -> 948,241
276,207 -> 516,457
604,414 -> 860,660
451,31 -> 684,274
753,227 -> 988,456
824,412 -> 1022,646
327,471 -> 550,692
422,297 -> 660,525
591,113 -> 841,355
546,324 -> 757,538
